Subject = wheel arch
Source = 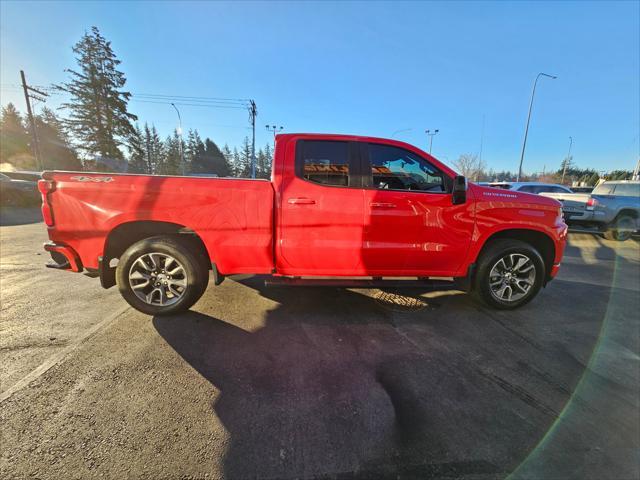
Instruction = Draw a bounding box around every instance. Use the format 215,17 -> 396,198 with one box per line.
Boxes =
614,208 -> 639,220
100,220 -> 210,288
474,228 -> 555,283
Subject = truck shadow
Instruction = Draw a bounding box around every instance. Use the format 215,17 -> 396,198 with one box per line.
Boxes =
151,240 -> 636,480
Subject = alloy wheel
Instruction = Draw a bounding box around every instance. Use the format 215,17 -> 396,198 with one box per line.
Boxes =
488,253 -> 536,303
128,252 -> 188,306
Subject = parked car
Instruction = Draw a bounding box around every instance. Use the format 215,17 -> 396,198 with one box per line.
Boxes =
0,172 -> 39,206
487,182 -> 574,195
39,133 -> 567,315
542,181 -> 639,241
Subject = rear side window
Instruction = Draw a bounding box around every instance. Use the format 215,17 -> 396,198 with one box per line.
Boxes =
593,183 -> 616,195
612,183 -> 640,197
518,185 -> 537,193
367,143 -> 446,192
298,140 -> 350,187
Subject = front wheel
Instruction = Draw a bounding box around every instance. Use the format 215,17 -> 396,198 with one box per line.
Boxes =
116,236 -> 209,316
474,239 -> 545,310
603,215 -> 635,242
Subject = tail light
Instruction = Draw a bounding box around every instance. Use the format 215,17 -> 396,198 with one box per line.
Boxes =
38,179 -> 55,226
586,197 -> 598,211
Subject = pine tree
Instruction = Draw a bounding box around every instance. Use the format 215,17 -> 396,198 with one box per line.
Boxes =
0,103 -> 34,169
255,142 -> 274,179
231,147 -> 241,177
221,144 -> 233,177
160,131 -> 183,176
185,129 -> 205,174
256,148 -> 267,179
127,124 -> 147,173
142,124 -> 164,174
264,142 -> 273,177
237,136 -> 253,178
197,138 -> 231,176
57,26 -> 137,166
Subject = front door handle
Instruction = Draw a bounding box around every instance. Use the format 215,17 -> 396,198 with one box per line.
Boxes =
288,197 -> 316,205
370,202 -> 396,209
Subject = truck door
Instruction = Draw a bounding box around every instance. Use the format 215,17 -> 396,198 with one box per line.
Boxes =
361,142 -> 474,276
277,139 -> 365,275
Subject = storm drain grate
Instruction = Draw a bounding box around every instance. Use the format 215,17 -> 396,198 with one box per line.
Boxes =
374,290 -> 429,312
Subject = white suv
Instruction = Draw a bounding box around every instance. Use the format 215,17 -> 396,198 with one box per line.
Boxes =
487,182 -> 573,195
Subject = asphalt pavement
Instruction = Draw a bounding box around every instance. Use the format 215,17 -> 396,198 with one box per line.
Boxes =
1,208 -> 638,480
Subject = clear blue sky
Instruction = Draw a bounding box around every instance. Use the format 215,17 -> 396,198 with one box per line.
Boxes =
1,1 -> 638,174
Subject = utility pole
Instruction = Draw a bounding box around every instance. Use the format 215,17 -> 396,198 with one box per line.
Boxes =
249,100 -> 257,179
20,70 -> 48,171
517,72 -> 557,181
170,103 -> 186,175
561,136 -> 573,184
425,129 -> 439,155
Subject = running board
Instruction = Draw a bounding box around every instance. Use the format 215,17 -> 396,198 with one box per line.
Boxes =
264,277 -> 460,290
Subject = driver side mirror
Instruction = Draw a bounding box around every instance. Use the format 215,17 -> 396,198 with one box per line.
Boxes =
452,175 -> 467,205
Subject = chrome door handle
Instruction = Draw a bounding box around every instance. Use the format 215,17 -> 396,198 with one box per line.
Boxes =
288,197 -> 316,205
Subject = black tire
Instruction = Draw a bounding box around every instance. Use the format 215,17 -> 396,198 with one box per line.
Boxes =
473,239 -> 545,310
116,236 -> 209,316
603,215 -> 635,242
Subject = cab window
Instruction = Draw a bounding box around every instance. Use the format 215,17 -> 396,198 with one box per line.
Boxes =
366,143 -> 446,192
296,140 -> 352,187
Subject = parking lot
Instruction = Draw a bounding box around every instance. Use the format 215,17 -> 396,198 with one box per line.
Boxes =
1,208 -> 638,480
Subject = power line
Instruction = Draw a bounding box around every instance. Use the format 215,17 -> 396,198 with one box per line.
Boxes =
129,98 -> 247,109
131,92 -> 249,104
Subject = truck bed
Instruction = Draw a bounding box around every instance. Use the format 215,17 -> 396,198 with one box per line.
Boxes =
42,172 -> 275,273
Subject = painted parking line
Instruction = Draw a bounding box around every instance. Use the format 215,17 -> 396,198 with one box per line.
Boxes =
0,305 -> 130,403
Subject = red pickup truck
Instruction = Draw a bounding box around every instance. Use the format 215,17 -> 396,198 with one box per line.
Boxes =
39,134 -> 567,315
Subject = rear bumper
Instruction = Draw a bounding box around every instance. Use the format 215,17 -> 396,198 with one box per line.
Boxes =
44,242 -> 83,272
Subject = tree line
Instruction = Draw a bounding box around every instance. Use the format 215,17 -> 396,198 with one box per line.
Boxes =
0,103 -> 273,178
0,26 -> 273,178
453,153 -> 634,186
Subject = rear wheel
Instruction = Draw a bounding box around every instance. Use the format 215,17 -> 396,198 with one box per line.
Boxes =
603,215 -> 635,242
116,236 -> 209,316
474,239 -> 545,310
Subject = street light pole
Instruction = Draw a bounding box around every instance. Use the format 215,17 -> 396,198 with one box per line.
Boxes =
265,124 -> 283,139
170,103 -> 186,175
561,136 -> 573,184
517,72 -> 557,181
425,129 -> 439,154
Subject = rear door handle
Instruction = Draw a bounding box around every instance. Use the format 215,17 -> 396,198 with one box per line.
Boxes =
288,197 -> 316,205
370,202 -> 396,209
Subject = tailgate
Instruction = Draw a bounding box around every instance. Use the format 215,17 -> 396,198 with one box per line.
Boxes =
540,192 -> 590,214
